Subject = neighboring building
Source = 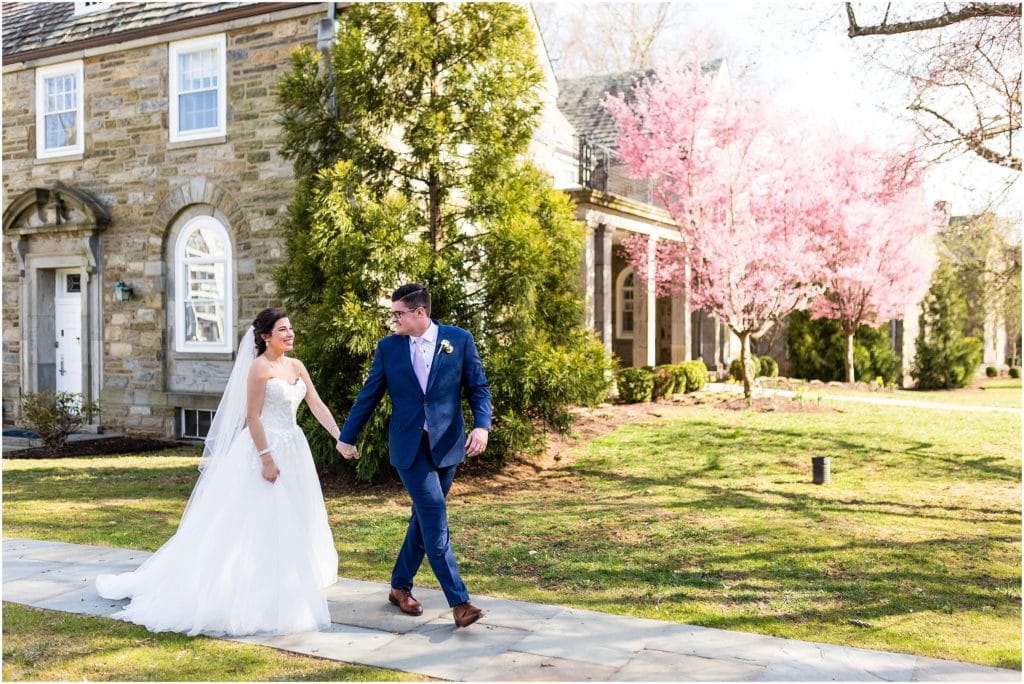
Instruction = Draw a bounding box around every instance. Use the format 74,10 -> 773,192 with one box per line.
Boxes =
553,67 -> 740,372
2,1 -> 326,437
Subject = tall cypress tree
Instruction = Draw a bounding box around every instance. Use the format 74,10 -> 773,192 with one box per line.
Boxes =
276,3 -> 611,479
911,261 -> 983,389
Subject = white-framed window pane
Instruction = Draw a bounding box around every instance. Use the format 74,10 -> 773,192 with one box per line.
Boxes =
184,300 -> 225,344
185,226 -> 227,258
179,90 -> 218,132
179,49 -> 217,91
45,112 -> 77,148
186,262 -> 226,299
621,273 -> 635,333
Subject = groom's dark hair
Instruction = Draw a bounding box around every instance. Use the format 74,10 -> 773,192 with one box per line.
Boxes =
392,283 -> 431,316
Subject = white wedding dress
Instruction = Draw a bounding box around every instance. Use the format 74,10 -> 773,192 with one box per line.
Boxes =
96,377 -> 338,637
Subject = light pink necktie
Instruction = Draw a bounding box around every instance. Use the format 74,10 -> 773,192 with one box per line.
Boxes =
412,336 -> 428,393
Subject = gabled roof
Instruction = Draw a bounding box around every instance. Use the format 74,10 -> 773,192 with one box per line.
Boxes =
556,59 -> 723,150
556,69 -> 653,150
1,2 -> 311,64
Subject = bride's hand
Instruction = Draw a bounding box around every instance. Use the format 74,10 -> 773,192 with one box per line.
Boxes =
261,456 -> 280,483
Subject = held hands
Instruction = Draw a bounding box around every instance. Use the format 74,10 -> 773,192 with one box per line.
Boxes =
260,455 -> 280,483
465,427 -> 489,458
337,441 -> 359,460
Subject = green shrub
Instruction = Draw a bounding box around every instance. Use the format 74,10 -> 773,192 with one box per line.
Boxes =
20,391 -> 99,448
912,262 -> 983,390
758,356 -> 779,378
728,358 -> 743,381
681,360 -> 708,392
670,364 -> 688,394
985,365 -> 998,377
652,365 -> 676,399
1010,367 -> 1020,379
785,310 -> 901,385
617,367 -> 654,403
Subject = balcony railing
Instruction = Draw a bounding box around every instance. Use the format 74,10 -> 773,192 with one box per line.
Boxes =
575,134 -> 656,207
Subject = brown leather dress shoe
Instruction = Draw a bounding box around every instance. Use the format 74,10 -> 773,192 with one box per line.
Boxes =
453,601 -> 484,628
388,587 -> 423,616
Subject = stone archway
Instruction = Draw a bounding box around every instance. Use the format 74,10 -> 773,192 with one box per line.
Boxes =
3,183 -> 110,426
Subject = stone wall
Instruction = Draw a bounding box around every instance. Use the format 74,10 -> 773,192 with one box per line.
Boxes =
2,8 -> 322,436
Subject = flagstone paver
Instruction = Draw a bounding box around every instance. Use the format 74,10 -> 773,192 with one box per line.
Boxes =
3,538 -> 1020,682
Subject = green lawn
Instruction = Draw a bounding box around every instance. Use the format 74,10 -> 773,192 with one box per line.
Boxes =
3,400 -> 1020,670
1,603 -> 422,681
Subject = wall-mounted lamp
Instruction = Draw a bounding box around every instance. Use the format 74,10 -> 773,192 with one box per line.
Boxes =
113,279 -> 134,302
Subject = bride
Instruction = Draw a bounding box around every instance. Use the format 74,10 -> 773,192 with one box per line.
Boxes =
96,307 -> 340,636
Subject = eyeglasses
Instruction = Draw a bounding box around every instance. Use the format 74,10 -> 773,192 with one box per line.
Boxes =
389,306 -> 423,321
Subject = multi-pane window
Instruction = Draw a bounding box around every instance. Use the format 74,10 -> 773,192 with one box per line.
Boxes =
35,61 -> 84,158
175,216 -> 232,353
617,268 -> 635,339
169,35 -> 226,142
180,408 -> 216,439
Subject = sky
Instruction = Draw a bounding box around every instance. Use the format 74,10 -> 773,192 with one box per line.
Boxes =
536,2 -> 1021,219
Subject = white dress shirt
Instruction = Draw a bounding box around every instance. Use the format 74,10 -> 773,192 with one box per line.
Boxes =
409,321 -> 438,381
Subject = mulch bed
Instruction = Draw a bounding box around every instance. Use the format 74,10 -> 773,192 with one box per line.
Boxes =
4,436 -> 190,459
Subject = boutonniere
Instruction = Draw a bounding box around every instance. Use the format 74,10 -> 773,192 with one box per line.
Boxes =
439,339 -> 453,354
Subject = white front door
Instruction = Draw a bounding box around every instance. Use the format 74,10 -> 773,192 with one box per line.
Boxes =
54,268 -> 83,396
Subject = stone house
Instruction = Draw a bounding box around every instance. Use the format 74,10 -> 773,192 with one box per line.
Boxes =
553,67 -> 741,372
4,0 -> 721,443
2,1 -> 328,437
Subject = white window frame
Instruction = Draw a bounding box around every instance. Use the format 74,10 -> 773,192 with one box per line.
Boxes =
174,216 -> 233,353
180,408 -> 216,439
35,60 -> 85,158
616,267 -> 635,340
168,34 -> 227,143
73,1 -> 110,15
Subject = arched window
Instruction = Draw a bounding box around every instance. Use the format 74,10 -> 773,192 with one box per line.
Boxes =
174,216 -> 232,353
616,267 -> 635,339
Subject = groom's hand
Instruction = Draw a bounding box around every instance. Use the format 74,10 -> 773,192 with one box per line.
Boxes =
465,428 -> 489,457
337,441 -> 359,460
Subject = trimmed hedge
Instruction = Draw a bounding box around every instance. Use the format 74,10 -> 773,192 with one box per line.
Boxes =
617,367 -> 654,403
652,365 -> 677,400
1010,367 -> 1020,379
680,360 -> 708,392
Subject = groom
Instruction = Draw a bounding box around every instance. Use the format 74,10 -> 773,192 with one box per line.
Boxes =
337,284 -> 492,628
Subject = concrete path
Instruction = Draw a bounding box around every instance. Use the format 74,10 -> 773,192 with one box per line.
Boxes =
706,383 -> 1022,414
3,537 -> 1018,682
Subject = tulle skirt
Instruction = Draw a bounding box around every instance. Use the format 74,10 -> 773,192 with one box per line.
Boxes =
96,425 -> 338,637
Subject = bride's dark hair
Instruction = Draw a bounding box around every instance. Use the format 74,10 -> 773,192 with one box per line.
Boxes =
253,307 -> 288,356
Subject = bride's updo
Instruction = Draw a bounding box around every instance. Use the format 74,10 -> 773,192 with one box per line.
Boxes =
253,307 -> 288,356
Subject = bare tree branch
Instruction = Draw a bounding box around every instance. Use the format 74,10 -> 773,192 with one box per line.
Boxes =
846,2 -> 1021,37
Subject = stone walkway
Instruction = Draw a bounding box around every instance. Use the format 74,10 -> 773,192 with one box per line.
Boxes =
3,537 -> 1019,681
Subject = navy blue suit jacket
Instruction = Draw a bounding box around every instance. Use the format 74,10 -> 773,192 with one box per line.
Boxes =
340,322 -> 492,470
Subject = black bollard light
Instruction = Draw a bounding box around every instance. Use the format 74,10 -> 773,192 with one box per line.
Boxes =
811,456 -> 831,485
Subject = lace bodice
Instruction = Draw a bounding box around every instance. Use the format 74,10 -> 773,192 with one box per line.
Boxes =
260,377 -> 306,434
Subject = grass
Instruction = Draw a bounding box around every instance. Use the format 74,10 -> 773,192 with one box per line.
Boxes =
3,401 -> 1020,670
1,603 -> 422,681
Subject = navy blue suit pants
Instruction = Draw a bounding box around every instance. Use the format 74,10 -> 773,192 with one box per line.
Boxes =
391,432 -> 469,607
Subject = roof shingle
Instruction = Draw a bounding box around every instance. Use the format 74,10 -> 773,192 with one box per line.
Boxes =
3,2 -> 257,61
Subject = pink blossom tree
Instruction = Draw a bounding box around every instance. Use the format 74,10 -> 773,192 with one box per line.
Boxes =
811,141 -> 940,382
607,58 -> 828,399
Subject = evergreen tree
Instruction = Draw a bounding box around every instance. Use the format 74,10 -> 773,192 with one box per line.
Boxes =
276,3 -> 611,479
911,261 -> 983,389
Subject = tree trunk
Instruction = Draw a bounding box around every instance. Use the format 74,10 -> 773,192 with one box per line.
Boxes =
740,332 -> 754,400
844,331 -> 856,383
426,4 -> 441,252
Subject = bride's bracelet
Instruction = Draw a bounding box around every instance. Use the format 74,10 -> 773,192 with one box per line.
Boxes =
257,447 -> 272,457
